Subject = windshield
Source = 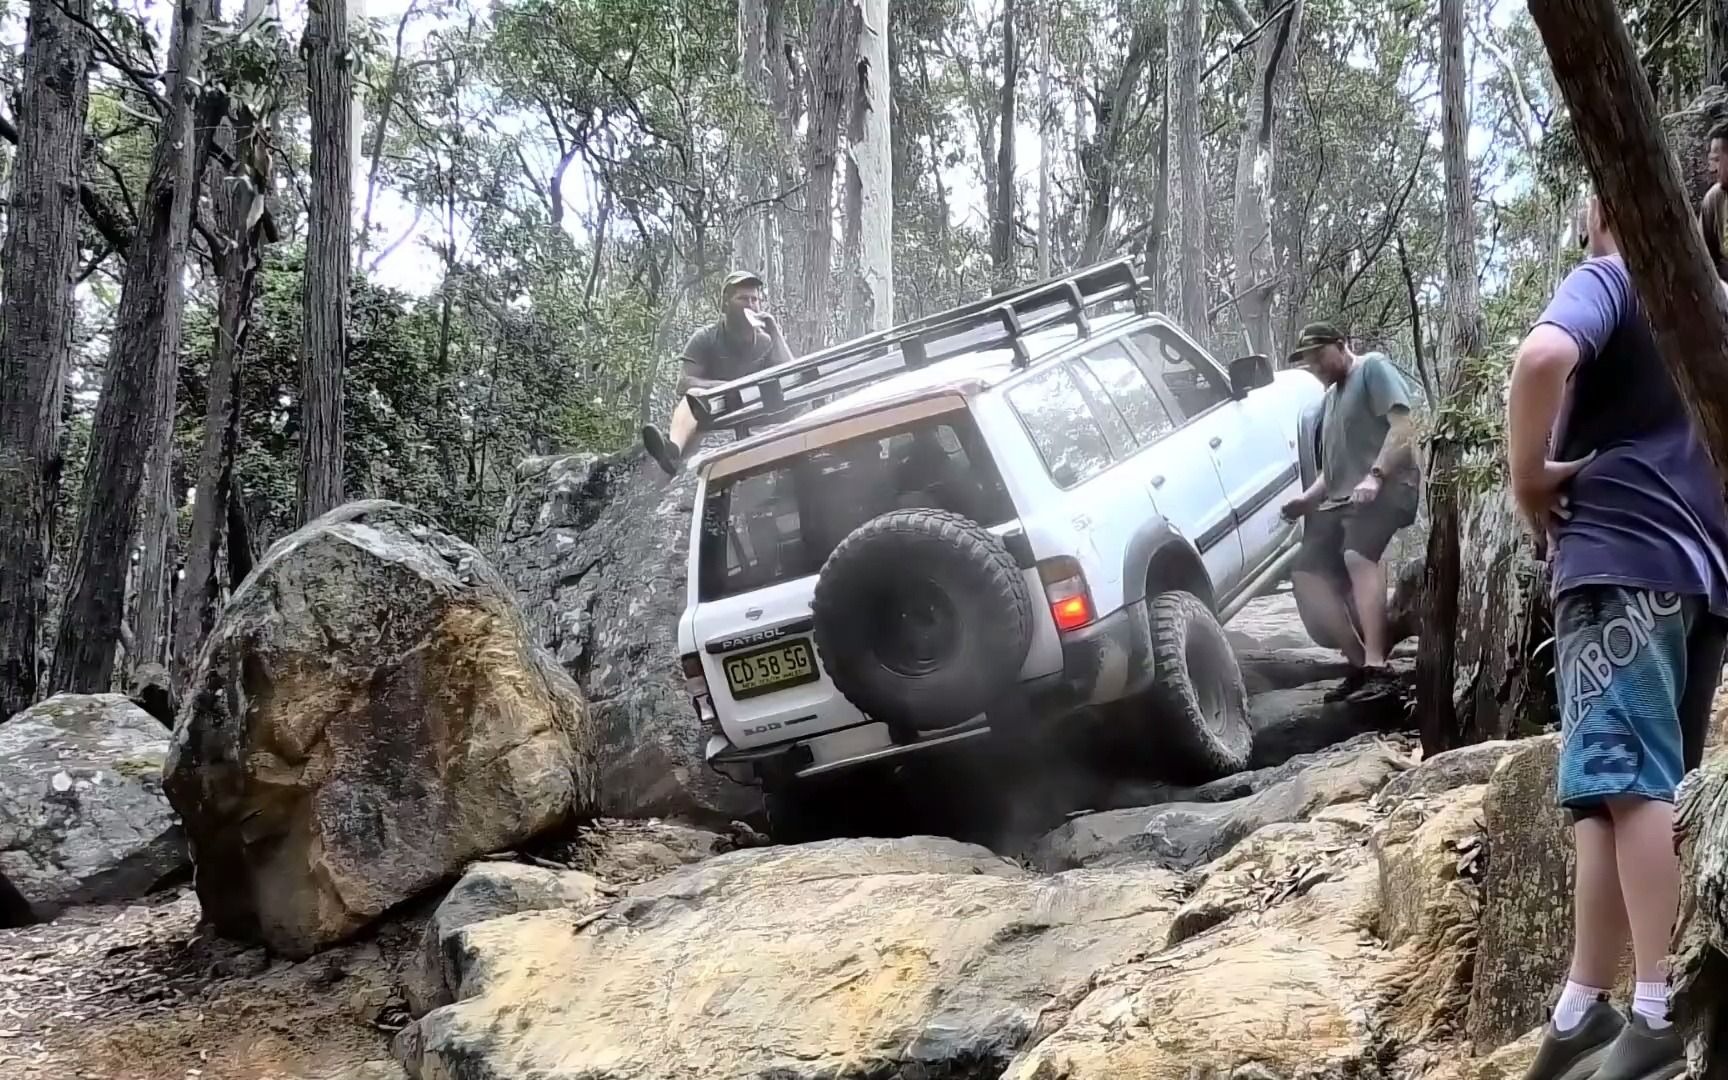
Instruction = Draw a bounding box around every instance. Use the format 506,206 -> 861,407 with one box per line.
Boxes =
696,412 -> 1016,602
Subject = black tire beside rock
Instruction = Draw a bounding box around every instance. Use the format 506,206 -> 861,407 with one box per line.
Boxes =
811,509 -> 1033,733
1145,590 -> 1253,778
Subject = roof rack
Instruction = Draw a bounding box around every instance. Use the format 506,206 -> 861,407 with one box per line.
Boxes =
686,256 -> 1147,434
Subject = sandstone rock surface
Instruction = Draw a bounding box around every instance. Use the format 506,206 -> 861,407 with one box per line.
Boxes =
403,837 -> 1182,1079
0,694 -> 187,923
1466,734 -> 1573,1051
405,860 -> 612,1017
1030,737 -> 1411,872
495,450 -> 761,824
165,500 -> 595,957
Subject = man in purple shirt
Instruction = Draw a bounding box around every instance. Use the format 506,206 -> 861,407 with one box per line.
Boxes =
1509,193 -> 1728,1080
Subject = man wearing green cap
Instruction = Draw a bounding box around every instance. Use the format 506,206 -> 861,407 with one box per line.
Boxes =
1278,321 -> 1421,679
641,270 -> 794,476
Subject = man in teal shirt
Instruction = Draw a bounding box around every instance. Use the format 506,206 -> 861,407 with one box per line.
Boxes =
1279,321 -> 1422,681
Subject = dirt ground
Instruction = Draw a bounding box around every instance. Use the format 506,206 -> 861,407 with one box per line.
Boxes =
0,886 -> 419,1080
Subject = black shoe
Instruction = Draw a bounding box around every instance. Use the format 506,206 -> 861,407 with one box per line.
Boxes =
640,425 -> 682,476
1521,997 -> 1626,1080
1591,1012 -> 1685,1080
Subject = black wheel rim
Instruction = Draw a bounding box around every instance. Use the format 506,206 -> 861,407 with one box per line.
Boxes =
870,578 -> 961,677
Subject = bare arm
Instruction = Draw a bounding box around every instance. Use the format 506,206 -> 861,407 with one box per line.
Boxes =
1370,407 -> 1416,477
1506,324 -> 1581,495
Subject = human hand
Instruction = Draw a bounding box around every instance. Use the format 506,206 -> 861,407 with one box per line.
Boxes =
1351,474 -> 1381,505
1280,494 -> 1314,521
1512,452 -> 1595,547
756,311 -> 782,337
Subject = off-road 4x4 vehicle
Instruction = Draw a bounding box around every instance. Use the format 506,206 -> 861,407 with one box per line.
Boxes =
673,259 -> 1323,830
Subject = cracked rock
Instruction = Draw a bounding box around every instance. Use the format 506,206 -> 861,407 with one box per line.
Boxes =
164,500 -> 598,958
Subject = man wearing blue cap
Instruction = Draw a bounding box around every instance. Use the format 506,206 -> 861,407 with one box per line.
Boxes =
641,270 -> 793,476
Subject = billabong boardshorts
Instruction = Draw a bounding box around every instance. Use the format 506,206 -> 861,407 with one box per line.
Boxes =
1555,584 -> 1727,816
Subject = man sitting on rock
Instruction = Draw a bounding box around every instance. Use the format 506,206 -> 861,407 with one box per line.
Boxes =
640,270 -> 794,477
1508,192 -> 1728,1080
1279,321 -> 1421,686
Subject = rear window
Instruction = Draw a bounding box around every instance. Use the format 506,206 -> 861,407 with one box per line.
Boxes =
697,414 -> 1016,601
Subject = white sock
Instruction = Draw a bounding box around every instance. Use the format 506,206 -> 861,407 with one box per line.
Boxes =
1633,981 -> 1672,1028
1555,981 -> 1607,1032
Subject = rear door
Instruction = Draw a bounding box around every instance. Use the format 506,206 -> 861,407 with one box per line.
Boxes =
1127,325 -> 1297,584
1065,340 -> 1243,592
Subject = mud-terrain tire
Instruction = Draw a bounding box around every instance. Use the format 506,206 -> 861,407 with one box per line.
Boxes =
1146,590 -> 1253,777
812,509 -> 1034,732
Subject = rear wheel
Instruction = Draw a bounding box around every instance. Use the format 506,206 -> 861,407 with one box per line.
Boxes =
811,509 -> 1033,731
1145,590 -> 1253,777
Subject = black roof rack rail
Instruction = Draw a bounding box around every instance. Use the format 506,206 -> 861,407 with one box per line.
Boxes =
686,256 -> 1147,434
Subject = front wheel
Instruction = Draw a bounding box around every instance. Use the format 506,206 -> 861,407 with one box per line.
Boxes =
1145,590 -> 1253,777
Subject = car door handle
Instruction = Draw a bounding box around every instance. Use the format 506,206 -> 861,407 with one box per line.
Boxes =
1149,474 -> 1166,489
1208,436 -> 1223,449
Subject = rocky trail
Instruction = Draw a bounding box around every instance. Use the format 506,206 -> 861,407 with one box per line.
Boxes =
1,461 -> 1725,1080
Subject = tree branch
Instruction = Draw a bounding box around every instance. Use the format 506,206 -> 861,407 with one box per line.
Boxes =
51,0 -> 168,114
0,112 -> 134,252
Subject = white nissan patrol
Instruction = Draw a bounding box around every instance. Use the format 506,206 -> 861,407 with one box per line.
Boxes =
672,259 -> 1324,834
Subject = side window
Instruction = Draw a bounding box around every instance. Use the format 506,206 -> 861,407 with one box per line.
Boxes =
1130,328 -> 1231,418
1006,365 -> 1114,486
1077,342 -> 1178,448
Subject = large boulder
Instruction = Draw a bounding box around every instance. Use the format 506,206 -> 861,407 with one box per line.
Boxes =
0,693 -> 188,923
399,837 -> 1183,1080
164,500 -> 596,958
1029,738 -> 1412,872
495,450 -> 760,825
1466,735 -> 1576,1051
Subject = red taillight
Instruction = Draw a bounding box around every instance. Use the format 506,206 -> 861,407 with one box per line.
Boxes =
1039,557 -> 1095,633
680,653 -> 704,679
1051,594 -> 1093,632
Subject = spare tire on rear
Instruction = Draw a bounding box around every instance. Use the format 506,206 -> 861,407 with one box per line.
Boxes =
811,509 -> 1034,732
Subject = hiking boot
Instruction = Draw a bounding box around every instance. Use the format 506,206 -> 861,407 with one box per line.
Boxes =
1521,997 -> 1626,1080
1590,1012 -> 1685,1080
640,425 -> 682,476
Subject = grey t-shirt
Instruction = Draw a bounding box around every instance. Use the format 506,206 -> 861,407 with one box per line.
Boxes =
681,319 -> 774,387
1318,351 -> 1417,500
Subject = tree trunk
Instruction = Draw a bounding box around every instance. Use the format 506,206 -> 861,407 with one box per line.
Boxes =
1144,92 -> 1170,311
1529,0 -> 1728,492
1171,0 -> 1207,344
49,0 -> 209,695
990,0 -> 1017,287
174,109 -> 268,688
0,0 -> 91,719
1036,7 -> 1051,280
735,0 -> 773,277
768,0 -> 799,312
800,0 -> 855,351
840,0 -> 892,337
299,0 -> 354,523
1080,23 -> 1155,266
1414,0 -> 1485,756
130,357 -> 176,675
1710,1 -> 1728,87
1230,0 -> 1301,358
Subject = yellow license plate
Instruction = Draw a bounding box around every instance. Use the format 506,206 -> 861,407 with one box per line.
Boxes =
722,638 -> 819,700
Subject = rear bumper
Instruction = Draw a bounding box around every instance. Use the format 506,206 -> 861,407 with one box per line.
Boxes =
703,599 -> 1158,787
1039,597 -> 1157,708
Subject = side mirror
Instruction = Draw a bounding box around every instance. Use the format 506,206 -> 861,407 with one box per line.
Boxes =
1229,354 -> 1274,399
